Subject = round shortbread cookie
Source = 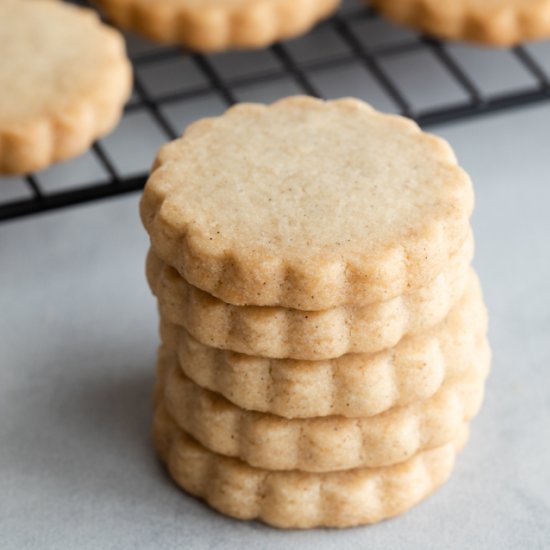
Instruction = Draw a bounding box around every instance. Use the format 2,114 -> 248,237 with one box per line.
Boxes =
140,96 -> 473,311
91,0 -> 340,52
158,273 -> 488,418
149,234 -> 473,360
0,0 -> 132,175
156,340 -> 490,472
371,0 -> 550,46
154,404 -> 469,529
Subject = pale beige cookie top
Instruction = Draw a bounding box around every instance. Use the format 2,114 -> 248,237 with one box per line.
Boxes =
141,96 -> 473,310
91,0 -> 340,52
371,0 -> 550,46
0,0 -> 132,174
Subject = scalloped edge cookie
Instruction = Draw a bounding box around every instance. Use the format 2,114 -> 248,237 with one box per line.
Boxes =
149,233 -> 473,360
370,0 -> 550,46
0,0 -> 132,175
91,0 -> 340,52
158,273 -> 488,418
156,340 -> 490,472
141,96 -> 474,311
154,404 -> 469,528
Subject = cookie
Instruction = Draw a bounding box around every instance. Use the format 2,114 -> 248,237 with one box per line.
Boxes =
159,273 -> 488,418
91,0 -> 340,52
154,403 -> 469,528
140,96 -> 473,311
0,0 -> 132,175
149,234 -> 472,360
371,0 -> 550,46
156,339 -> 490,472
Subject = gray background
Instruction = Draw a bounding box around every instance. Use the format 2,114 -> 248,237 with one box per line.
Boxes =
1,10 -> 550,548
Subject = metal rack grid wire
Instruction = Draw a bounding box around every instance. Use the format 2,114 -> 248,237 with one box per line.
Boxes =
2,0 -> 550,221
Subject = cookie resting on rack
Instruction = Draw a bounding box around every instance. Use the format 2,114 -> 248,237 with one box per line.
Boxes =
370,0 -> 550,46
140,96 -> 474,311
91,0 -> 341,52
0,0 -> 132,175
154,403 -> 470,529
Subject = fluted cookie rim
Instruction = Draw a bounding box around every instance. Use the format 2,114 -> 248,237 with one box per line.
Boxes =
153,404 -> 469,529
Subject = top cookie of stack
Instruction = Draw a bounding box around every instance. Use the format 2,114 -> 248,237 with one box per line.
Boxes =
142,96 -> 473,320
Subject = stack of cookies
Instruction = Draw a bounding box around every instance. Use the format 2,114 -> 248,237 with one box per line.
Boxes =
141,96 -> 490,529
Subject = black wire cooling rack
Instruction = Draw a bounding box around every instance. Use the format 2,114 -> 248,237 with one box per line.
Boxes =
2,0 -> 550,221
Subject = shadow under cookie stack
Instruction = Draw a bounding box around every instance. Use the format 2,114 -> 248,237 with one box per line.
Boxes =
141,96 -> 491,529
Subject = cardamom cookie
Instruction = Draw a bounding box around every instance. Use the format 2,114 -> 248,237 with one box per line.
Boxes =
156,339 -> 490,472
158,273 -> 488,418
0,0 -> 132,175
91,0 -> 340,52
371,0 -> 550,46
140,96 -> 473,311
149,235 -> 472,360
154,403 -> 469,528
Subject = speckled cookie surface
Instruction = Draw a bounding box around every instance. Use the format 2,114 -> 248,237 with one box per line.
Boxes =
0,0 -> 132,174
155,339 -> 490,472
158,274 -> 488,418
91,0 -> 340,52
154,404 -> 469,528
148,235 -> 473,360
371,0 -> 550,46
140,96 -> 473,311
